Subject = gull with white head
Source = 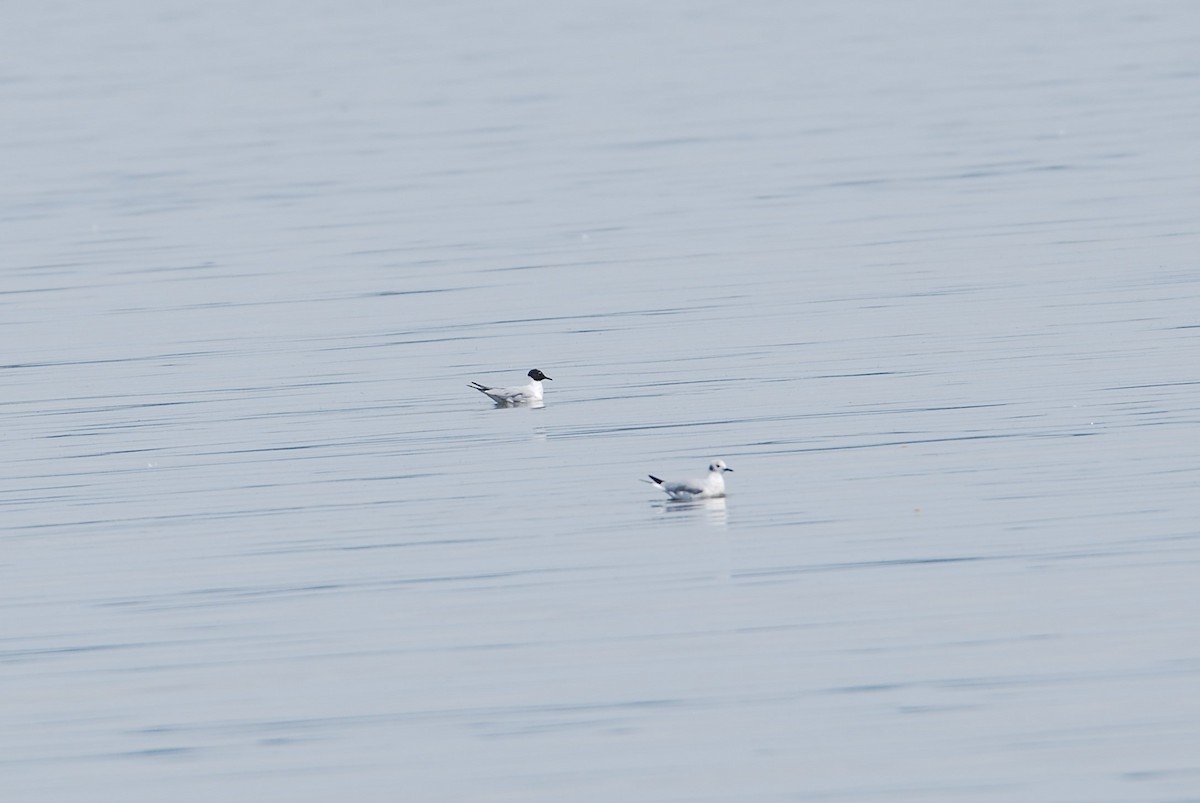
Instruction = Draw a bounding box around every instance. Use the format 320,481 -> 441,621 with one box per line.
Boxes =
646,459 -> 733,501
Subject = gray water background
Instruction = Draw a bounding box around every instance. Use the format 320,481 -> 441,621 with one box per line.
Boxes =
3,1 -> 1199,800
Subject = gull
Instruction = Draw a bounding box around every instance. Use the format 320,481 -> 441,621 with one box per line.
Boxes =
646,459 -> 733,500
468,368 -> 552,406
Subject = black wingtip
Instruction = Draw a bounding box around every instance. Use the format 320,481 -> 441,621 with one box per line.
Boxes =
648,475 -> 664,485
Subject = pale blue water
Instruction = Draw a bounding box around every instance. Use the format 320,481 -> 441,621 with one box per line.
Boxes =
3,1 -> 1199,801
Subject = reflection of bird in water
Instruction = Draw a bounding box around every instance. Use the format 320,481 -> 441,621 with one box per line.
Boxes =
646,459 -> 733,500
655,496 -> 728,526
468,368 -> 552,406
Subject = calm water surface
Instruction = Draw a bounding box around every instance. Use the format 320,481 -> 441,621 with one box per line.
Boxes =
3,1 -> 1199,801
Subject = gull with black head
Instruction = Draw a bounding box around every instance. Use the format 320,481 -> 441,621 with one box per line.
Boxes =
468,369 -> 552,406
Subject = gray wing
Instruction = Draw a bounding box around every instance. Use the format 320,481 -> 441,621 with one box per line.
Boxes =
665,480 -> 706,497
485,385 -> 530,404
